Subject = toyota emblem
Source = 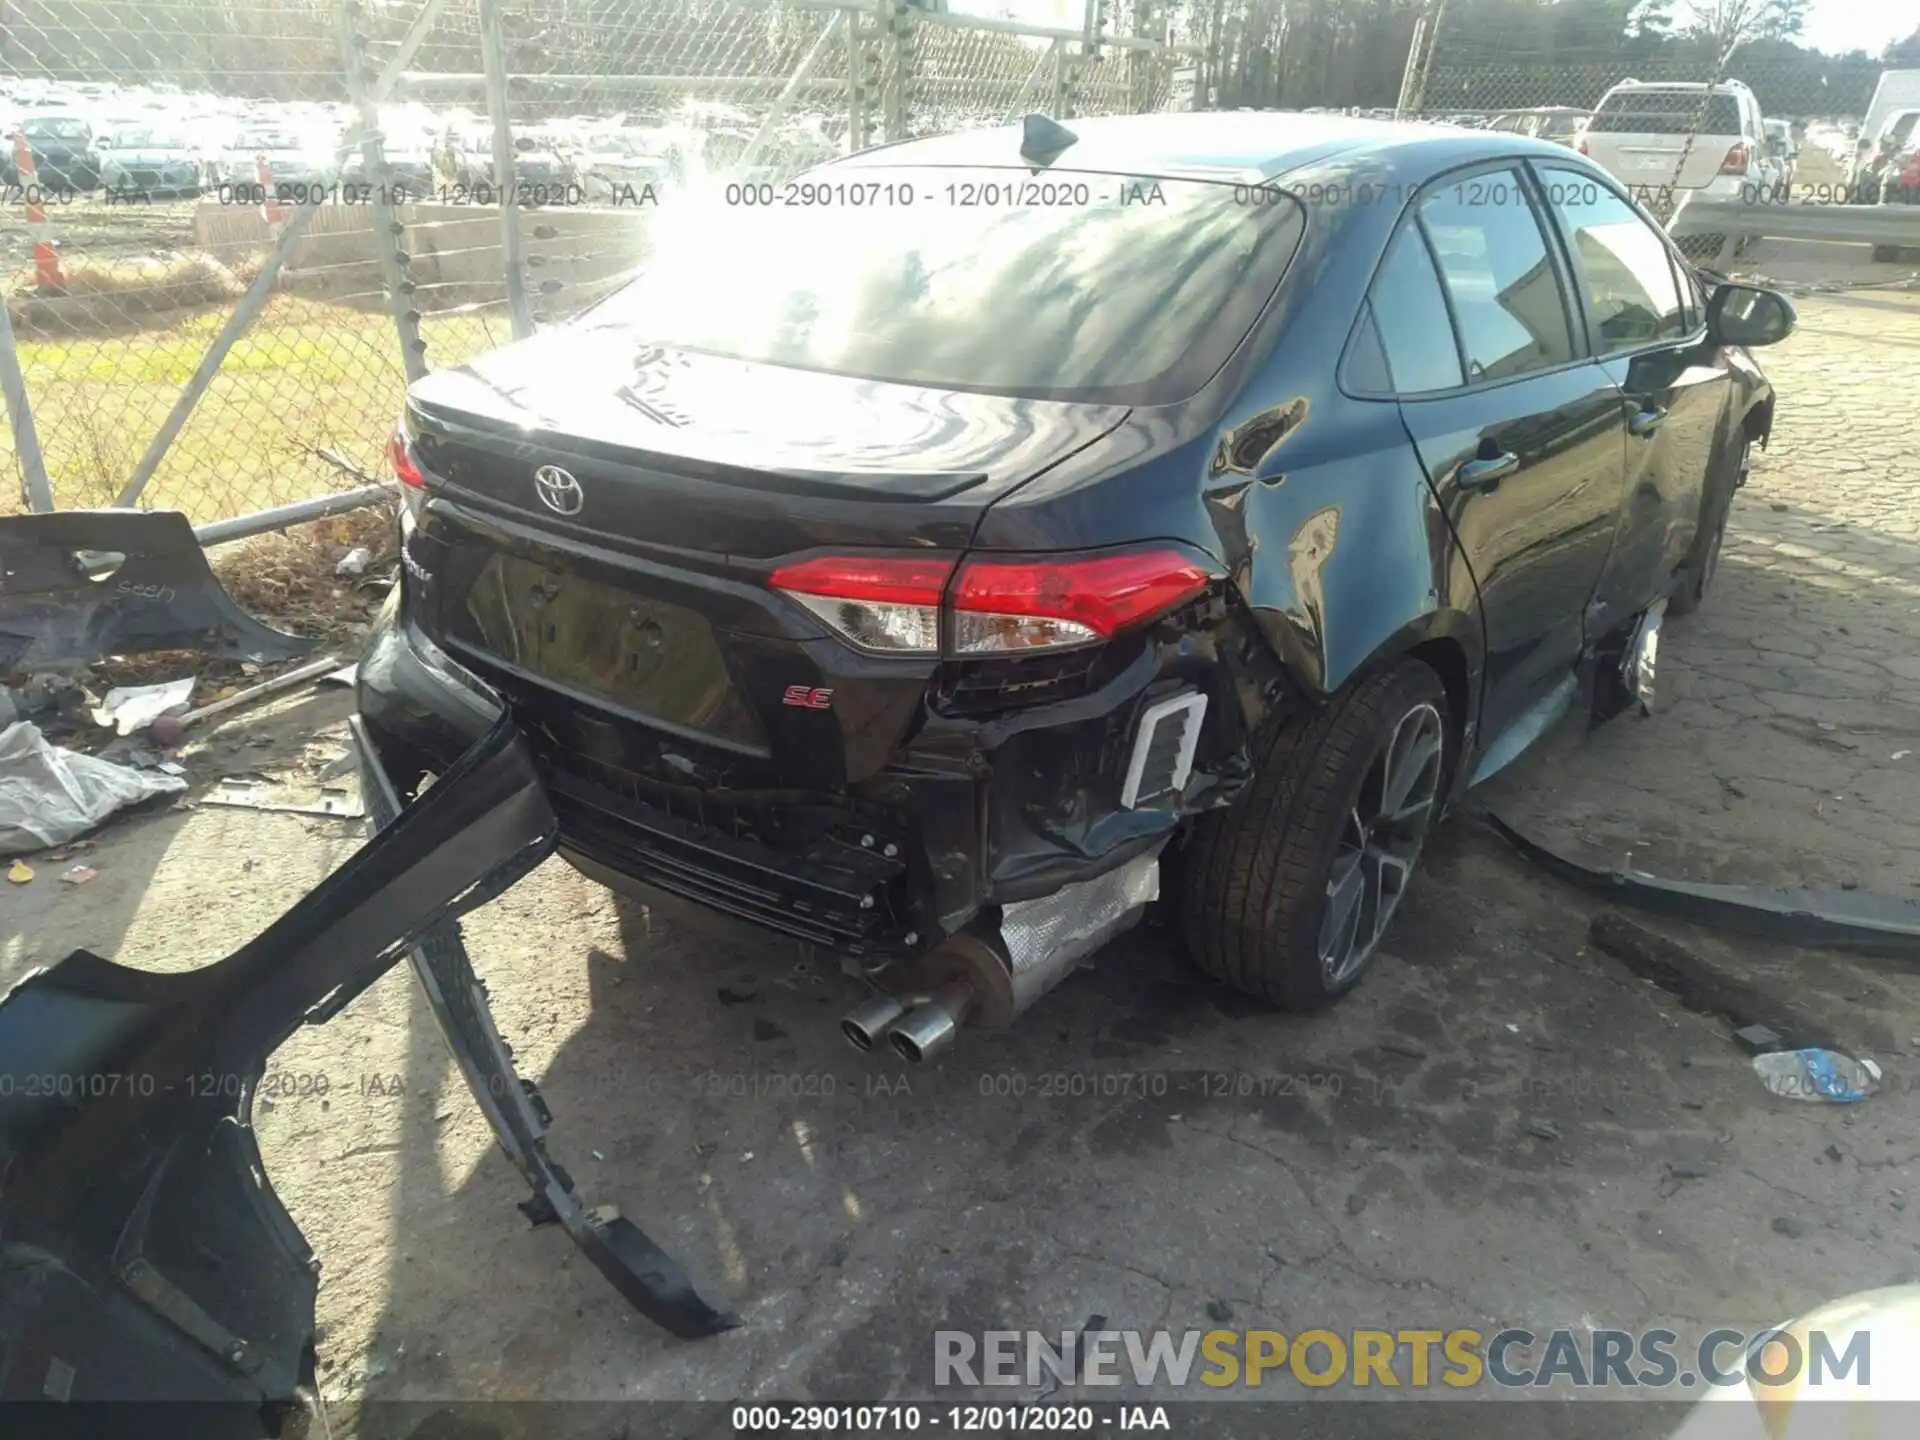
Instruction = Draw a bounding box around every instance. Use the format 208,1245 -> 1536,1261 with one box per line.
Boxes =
533,464 -> 584,516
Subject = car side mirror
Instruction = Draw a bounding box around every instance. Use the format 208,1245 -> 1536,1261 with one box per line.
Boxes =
1708,283 -> 1796,349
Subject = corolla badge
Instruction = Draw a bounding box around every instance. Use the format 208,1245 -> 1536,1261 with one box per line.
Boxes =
533,464 -> 584,515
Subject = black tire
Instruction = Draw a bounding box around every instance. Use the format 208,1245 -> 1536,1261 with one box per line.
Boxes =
1180,659 -> 1449,1009
1669,433 -> 1749,618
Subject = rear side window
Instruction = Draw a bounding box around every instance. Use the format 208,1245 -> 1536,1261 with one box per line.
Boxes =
1539,170 -> 1686,351
1418,173 -> 1575,383
1589,90 -> 1743,136
1367,225 -> 1465,393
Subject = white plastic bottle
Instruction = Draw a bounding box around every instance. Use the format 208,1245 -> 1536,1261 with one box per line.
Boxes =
1751,1049 -> 1882,1102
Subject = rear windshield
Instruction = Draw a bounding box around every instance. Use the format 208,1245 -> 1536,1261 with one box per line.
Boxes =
584,166 -> 1307,405
1589,90 -> 1742,136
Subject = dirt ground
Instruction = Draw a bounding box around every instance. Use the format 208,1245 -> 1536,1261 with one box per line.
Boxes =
5,284 -> 1919,1438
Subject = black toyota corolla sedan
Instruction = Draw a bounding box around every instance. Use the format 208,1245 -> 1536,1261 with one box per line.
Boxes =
357,111 -> 1793,1062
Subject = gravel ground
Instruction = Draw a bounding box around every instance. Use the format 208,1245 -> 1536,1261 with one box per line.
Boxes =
4,288 -> 1918,1440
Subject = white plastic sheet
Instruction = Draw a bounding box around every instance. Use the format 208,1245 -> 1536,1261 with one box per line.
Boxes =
90,678 -> 196,737
0,722 -> 187,855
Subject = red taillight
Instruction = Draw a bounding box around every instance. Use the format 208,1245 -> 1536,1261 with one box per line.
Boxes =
769,547 -> 1216,656
769,554 -> 954,654
950,550 -> 1215,654
388,419 -> 425,488
1720,142 -> 1749,175
1576,136 -> 1589,155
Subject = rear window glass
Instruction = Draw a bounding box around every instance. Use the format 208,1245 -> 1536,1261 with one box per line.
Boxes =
25,117 -> 89,139
1589,91 -> 1742,136
585,167 -> 1307,405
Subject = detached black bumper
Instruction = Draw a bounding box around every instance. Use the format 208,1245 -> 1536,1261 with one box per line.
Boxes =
351,708 -> 737,1339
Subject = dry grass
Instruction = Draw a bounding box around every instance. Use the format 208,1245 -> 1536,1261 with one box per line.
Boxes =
2,294 -> 499,519
6,252 -> 247,334
213,500 -> 399,638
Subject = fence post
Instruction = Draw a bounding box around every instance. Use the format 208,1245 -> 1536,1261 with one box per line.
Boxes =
1394,14 -> 1429,119
116,199 -> 330,507
477,0 -> 534,340
848,6 -> 875,152
337,0 -> 428,382
0,296 -> 53,513
742,10 -> 849,173
1403,0 -> 1447,118
878,0 -> 914,144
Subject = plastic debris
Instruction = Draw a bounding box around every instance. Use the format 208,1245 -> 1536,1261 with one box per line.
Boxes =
335,547 -> 374,577
90,678 -> 196,737
59,865 -> 98,885
0,722 -> 188,855
7,860 -> 32,884
1752,1049 -> 1882,1103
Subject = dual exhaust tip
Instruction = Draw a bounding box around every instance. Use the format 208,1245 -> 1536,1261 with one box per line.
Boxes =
839,983 -> 971,1065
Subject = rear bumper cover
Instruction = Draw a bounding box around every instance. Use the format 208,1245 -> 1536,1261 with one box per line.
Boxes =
356,579 -> 1258,966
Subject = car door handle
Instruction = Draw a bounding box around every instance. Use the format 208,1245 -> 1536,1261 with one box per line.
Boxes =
1629,405 -> 1669,438
1456,452 -> 1519,492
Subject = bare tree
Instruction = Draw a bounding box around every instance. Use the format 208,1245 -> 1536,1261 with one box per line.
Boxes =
1685,0 -> 1803,57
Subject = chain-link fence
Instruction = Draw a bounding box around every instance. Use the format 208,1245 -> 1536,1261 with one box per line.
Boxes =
5,0 -> 1914,536
1392,15 -> 1920,277
0,0 -> 1198,532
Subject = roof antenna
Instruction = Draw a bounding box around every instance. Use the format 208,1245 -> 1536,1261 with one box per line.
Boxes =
1019,113 -> 1078,170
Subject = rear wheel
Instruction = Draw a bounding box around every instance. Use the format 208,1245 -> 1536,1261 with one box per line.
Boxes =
1181,660 -> 1448,1009
1669,434 -> 1749,617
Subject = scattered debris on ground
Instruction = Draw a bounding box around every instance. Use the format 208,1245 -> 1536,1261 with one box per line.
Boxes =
0,720 -> 186,855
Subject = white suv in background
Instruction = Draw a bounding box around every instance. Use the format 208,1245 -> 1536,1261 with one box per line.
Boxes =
1579,78 -> 1771,200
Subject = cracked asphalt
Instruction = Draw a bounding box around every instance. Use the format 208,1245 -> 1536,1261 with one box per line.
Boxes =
5,280 -> 1918,1439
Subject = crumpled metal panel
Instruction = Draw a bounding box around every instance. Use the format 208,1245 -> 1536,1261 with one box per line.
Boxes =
1000,847 -> 1161,1013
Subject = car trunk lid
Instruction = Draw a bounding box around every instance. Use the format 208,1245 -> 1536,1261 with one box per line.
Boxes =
402,329 -> 1130,783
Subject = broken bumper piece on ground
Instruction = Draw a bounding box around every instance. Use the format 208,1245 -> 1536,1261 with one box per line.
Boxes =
0,509 -> 314,672
352,713 -> 739,1341
0,716 -> 643,1431
1484,811 -> 1920,960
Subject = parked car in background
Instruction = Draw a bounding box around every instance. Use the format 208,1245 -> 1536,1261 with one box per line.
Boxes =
1857,108 -> 1920,202
225,124 -> 340,190
1487,106 -> 1590,146
1761,117 -> 1797,190
1581,79 -> 1767,196
446,126 -> 583,197
1870,130 -> 1920,263
340,130 -> 436,196
1862,69 -> 1920,157
361,113 -> 1792,1065
5,113 -> 102,189
99,123 -> 205,197
1580,79 -> 1771,253
581,126 -> 675,199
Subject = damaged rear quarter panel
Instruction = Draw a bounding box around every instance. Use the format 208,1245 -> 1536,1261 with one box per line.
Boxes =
970,161 -> 1486,761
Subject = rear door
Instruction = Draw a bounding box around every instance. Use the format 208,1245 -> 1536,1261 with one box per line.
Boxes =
1381,164 -> 1629,743
1533,165 -> 1730,631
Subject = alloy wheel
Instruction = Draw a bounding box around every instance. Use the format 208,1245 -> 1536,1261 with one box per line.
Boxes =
1317,701 -> 1445,986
